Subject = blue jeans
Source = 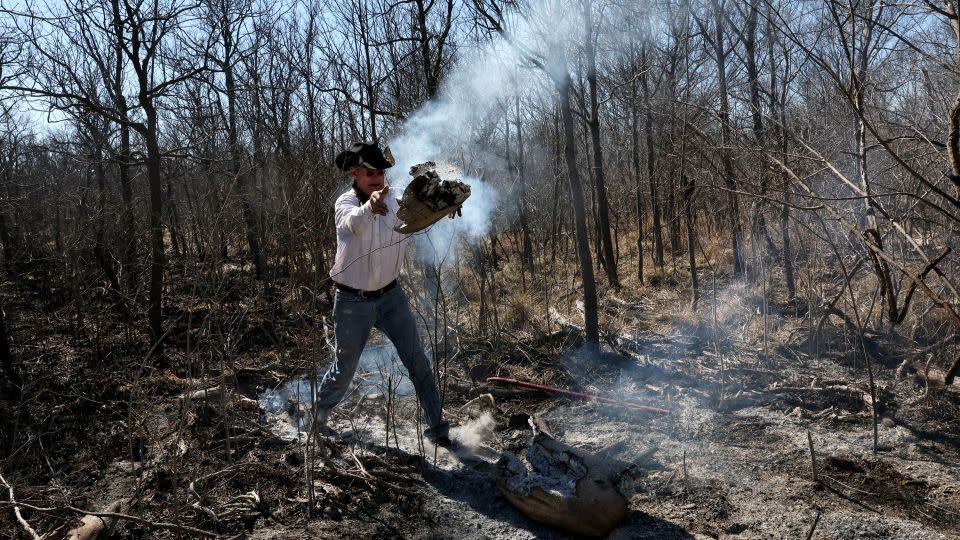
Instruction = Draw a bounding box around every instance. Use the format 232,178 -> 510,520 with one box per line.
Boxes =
316,286 -> 448,438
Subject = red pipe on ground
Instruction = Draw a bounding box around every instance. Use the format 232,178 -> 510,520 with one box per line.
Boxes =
486,376 -> 671,415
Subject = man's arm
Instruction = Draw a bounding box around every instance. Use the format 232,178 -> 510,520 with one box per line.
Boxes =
335,195 -> 375,235
335,186 -> 392,235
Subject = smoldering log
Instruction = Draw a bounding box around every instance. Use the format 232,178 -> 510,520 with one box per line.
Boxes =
493,427 -> 636,536
395,161 -> 471,233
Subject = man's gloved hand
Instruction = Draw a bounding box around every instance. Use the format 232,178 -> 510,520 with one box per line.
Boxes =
370,185 -> 390,216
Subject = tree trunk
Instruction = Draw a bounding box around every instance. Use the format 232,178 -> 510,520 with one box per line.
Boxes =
767,5 -> 796,299
683,171 -> 698,310
358,1 -> 378,140
112,0 -> 136,293
745,0 -> 776,263
640,45 -> 664,271
220,3 -> 267,280
948,20 -> 960,198
142,106 -> 166,361
416,0 -> 438,98
711,0 -> 745,276
91,142 -> 123,306
0,295 -> 19,400
584,0 -> 618,287
557,71 -> 599,347
631,61 -> 644,285
516,97 -> 534,276
667,166 -> 679,256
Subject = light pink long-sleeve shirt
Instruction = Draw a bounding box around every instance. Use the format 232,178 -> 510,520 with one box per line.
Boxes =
329,188 -> 410,291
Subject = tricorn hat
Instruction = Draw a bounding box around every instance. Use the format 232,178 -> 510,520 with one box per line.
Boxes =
334,141 -> 395,171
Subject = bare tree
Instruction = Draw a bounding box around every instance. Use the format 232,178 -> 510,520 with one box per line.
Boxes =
1,0 -> 209,359
694,0 -> 746,276
206,0 -> 267,280
472,0 -> 600,346
583,0 -> 618,287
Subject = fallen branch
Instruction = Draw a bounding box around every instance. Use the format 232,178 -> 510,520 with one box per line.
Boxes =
807,431 -> 818,484
805,510 -> 821,540
7,501 -> 217,538
486,377 -> 671,414
0,472 -> 41,540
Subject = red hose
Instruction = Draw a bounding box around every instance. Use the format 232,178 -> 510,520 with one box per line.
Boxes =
486,376 -> 671,415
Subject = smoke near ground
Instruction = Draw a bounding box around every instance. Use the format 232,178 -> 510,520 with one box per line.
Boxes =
451,411 -> 497,449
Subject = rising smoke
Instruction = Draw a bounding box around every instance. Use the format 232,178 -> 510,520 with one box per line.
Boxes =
386,45 -> 520,263
385,0 -> 594,265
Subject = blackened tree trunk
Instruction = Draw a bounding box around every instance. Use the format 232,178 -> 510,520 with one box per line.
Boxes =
557,69 -> 600,347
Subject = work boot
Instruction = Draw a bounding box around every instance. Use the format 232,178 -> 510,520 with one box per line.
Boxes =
424,421 -> 453,447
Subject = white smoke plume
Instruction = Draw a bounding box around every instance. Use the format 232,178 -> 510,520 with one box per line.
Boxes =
450,411 -> 496,449
386,45 -> 523,262
384,1 -> 591,265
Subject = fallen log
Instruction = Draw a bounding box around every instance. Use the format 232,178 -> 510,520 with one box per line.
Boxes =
486,377 -> 671,414
493,429 -> 633,536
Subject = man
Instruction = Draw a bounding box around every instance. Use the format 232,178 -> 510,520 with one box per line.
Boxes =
317,141 -> 451,446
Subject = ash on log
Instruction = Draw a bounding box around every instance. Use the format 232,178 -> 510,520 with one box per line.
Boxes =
395,161 -> 471,234
493,418 -> 650,536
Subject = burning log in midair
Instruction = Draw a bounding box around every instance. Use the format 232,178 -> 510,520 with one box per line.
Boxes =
395,161 -> 471,233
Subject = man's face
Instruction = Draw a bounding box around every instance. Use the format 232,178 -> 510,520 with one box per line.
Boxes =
351,167 -> 386,196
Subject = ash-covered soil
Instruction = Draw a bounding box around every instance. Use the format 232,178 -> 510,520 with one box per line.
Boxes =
2,268 -> 959,539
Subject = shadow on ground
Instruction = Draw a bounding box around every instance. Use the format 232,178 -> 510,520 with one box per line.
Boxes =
421,459 -> 695,540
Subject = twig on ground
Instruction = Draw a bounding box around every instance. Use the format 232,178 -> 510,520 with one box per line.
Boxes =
6,501 -> 217,538
351,448 -> 371,478
807,431 -> 819,484
822,474 -> 874,496
0,472 -> 42,540
805,510 -> 821,540
822,483 -> 882,514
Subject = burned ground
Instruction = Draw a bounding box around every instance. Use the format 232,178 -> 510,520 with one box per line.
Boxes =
1,261 -> 959,540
